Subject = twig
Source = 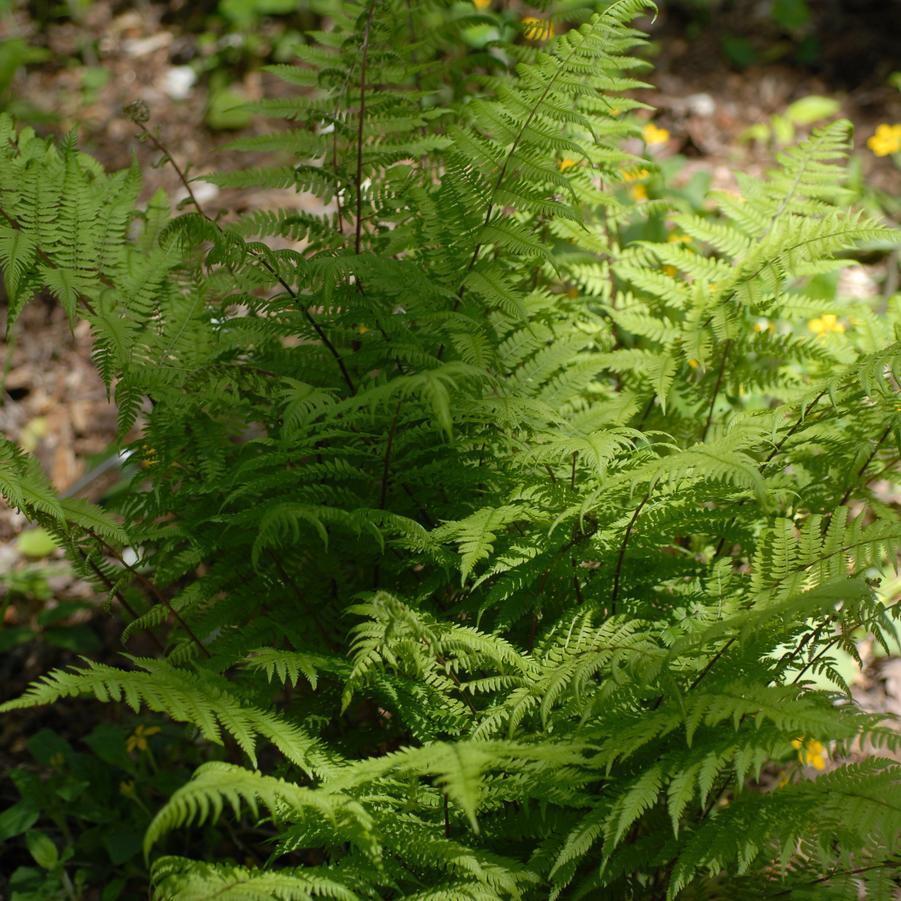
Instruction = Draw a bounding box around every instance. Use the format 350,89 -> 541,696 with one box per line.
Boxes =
127,116 -> 356,396
332,127 -> 345,236
712,388 -> 828,558
270,555 -> 333,647
378,401 -> 402,510
701,339 -> 730,442
87,529 -> 211,659
436,31 -> 586,361
686,636 -> 734,693
83,555 -> 166,654
372,400 -> 402,588
837,421 -> 893,507
354,1 -> 378,255
765,859 -> 901,898
610,491 -> 651,613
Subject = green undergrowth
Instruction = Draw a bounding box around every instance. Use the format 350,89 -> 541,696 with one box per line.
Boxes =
1,1 -> 900,898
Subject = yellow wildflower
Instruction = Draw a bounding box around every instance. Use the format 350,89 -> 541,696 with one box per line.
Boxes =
622,167 -> 649,182
807,313 -> 845,336
866,123 -> 901,157
559,158 -> 578,172
642,122 -> 670,145
630,183 -> 648,202
792,737 -> 827,770
687,358 -> 699,369
663,265 -> 677,277
126,724 -> 161,754
521,16 -> 554,41
472,0 -> 491,7
357,324 -> 369,335
667,232 -> 691,244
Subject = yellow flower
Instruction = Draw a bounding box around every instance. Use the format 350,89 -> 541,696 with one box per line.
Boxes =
687,358 -> 699,369
642,122 -> 670,145
630,183 -> 648,202
807,313 -> 845,336
126,724 -> 161,754
357,324 -> 369,335
663,265 -> 677,277
559,158 -> 577,172
472,0 -> 491,7
667,232 -> 692,245
792,737 -> 828,770
621,167 -> 649,182
521,16 -> 554,41
866,123 -> 901,157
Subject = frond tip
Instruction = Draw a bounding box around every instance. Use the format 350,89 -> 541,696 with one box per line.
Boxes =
0,658 -> 335,777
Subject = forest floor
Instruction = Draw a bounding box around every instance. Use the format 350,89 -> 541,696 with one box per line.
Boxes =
1,1 -> 900,745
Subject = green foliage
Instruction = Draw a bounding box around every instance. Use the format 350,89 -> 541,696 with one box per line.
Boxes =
0,722 -> 177,900
2,1 -> 901,898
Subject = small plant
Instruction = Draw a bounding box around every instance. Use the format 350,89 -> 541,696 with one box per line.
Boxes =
1,1 -> 899,898
0,722 -> 192,900
740,94 -> 840,147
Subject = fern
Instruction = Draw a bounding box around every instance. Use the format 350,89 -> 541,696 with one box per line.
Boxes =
2,1 -> 900,898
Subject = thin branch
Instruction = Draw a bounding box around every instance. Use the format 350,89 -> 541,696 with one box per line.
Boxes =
88,529 -> 211,658
765,859 -> 901,898
354,0 -> 378,255
634,393 -> 655,431
379,401 -> 402,510
332,127 -> 345,236
686,636 -> 735,693
610,490 -> 651,613
128,117 -> 356,395
372,400 -> 402,589
458,36 -> 581,287
401,481 -> 435,528
270,555 -> 333,647
134,124 -> 204,216
713,388 -> 828,559
701,339 -> 730,442
791,628 -> 851,687
435,28 -> 588,364
837,421 -> 894,507
83,554 -> 166,654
